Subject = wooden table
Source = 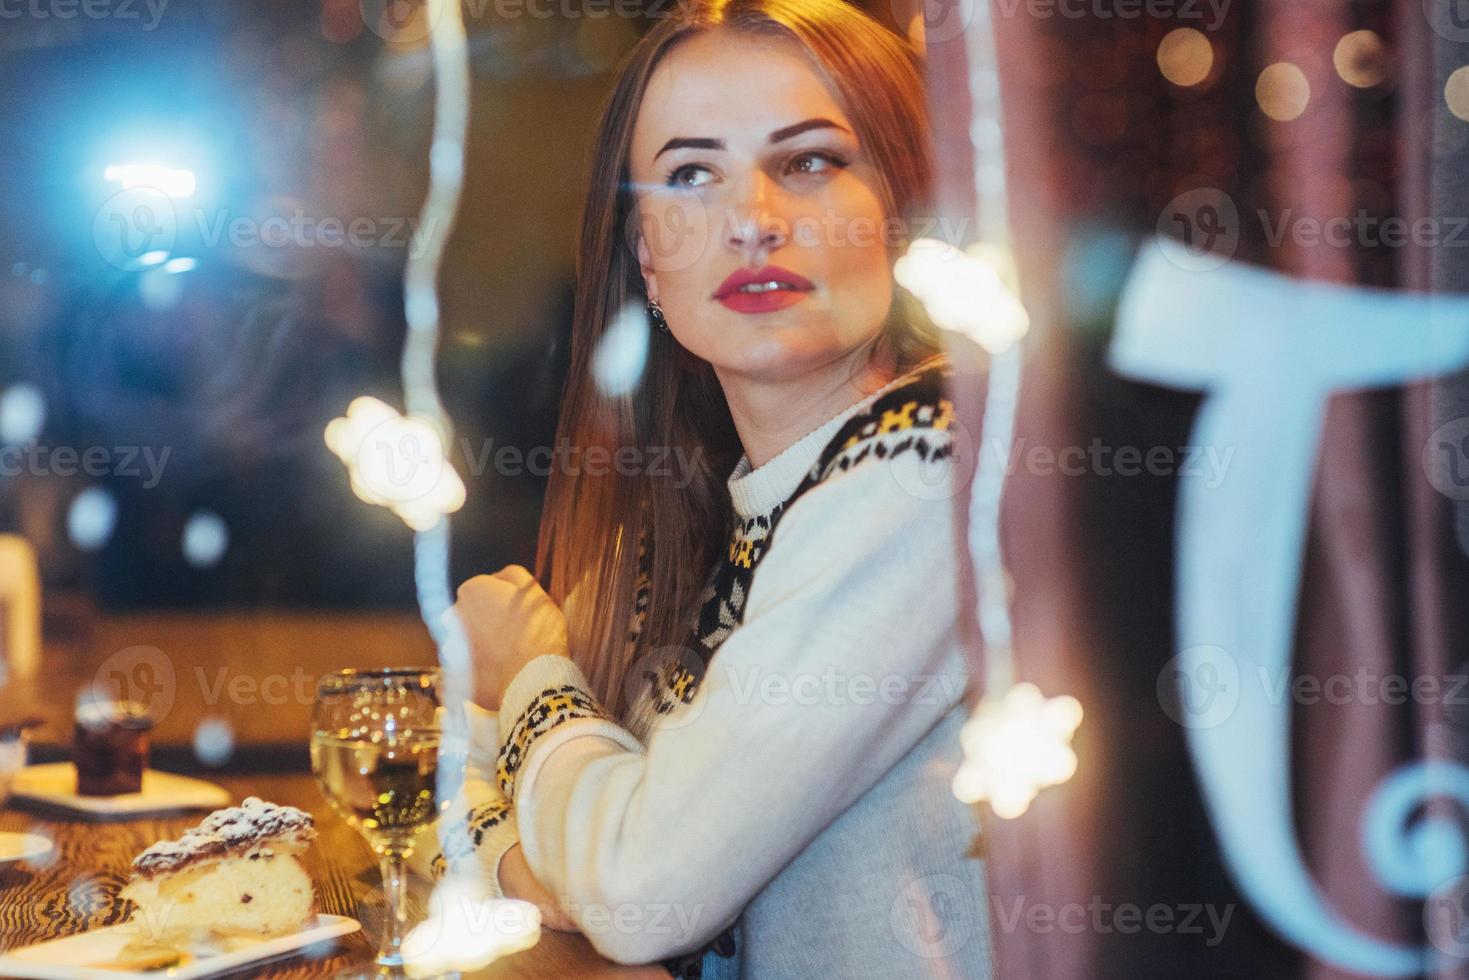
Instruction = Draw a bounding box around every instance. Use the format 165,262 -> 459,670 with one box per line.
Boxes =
0,772 -> 667,979
4,610 -> 440,757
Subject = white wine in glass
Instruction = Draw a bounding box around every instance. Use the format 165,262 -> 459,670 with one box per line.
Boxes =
312,668 -> 448,970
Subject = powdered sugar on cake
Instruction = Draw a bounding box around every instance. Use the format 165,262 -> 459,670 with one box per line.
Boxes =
132,797 -> 316,878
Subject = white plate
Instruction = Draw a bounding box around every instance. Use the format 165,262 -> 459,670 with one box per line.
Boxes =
0,913 -> 361,979
0,831 -> 52,864
9,764 -> 231,819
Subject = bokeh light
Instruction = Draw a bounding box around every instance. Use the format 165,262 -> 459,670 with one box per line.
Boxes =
192,717 -> 235,767
103,163 -> 197,199
1446,66 -> 1469,123
1256,62 -> 1311,121
67,488 -> 118,553
1157,28 -> 1214,88
182,511 -> 230,568
591,302 -> 651,397
0,384 -> 45,445
1333,31 -> 1389,89
401,883 -> 542,978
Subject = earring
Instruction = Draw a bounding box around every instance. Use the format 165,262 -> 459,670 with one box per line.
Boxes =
647,298 -> 670,333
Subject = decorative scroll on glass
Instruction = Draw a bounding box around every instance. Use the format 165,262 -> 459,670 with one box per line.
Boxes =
1112,238 -> 1469,976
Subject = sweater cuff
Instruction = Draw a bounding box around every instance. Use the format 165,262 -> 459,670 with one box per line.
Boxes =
497,654 -> 595,743
420,799 -> 522,899
495,654 -> 638,799
410,798 -> 518,899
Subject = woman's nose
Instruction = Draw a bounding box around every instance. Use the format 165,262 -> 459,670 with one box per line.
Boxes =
724,175 -> 789,256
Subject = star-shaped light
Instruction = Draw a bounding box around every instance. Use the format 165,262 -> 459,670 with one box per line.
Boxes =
952,682 -> 1082,819
894,238 -> 1030,354
324,396 -> 466,531
401,881 -> 542,977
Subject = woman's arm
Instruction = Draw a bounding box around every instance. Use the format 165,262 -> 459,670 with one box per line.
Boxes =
406,785 -> 517,892
407,704 -> 578,931
408,703 -> 521,895
498,842 -> 579,931
493,450 -> 970,965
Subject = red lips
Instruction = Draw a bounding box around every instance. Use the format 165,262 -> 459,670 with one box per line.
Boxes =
713,264 -> 814,314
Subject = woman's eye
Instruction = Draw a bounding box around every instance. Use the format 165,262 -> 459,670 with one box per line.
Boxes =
666,164 -> 714,189
787,151 -> 848,177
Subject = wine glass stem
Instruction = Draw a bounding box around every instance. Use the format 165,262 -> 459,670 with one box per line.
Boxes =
377,850 -> 410,966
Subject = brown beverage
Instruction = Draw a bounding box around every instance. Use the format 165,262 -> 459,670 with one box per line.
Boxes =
74,699 -> 152,796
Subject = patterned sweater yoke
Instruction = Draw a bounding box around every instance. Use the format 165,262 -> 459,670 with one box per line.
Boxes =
611,360 -> 958,727
682,360 -> 956,689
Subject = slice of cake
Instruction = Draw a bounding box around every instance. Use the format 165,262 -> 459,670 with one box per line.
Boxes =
120,797 -> 318,947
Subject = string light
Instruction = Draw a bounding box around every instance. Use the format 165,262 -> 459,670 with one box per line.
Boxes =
319,0 -> 541,970
953,683 -> 1082,818
893,239 -> 1028,354
900,0 -> 1082,821
323,396 -> 466,531
401,883 -> 542,978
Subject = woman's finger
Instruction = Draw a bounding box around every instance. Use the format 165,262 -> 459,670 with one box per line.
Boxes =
456,574 -> 500,602
493,564 -> 536,586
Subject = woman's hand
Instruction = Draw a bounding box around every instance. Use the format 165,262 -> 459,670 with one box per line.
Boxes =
499,843 -> 579,932
452,565 -> 569,711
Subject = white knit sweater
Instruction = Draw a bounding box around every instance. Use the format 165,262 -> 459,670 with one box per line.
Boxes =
415,358 -> 992,978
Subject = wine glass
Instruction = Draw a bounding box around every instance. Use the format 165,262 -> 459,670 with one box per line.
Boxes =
312,668 -> 448,970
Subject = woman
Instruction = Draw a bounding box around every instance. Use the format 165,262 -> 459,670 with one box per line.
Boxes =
414,0 -> 991,976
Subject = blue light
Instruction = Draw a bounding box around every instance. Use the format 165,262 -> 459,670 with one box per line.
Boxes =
103,162 -> 197,199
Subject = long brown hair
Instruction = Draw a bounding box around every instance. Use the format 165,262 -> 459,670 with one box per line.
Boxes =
534,0 -> 942,713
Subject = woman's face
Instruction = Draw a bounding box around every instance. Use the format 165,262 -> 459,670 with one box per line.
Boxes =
628,30 -> 895,384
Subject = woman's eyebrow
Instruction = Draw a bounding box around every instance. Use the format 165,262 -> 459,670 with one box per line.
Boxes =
652,117 -> 854,162
768,117 -> 852,143
654,136 -> 723,161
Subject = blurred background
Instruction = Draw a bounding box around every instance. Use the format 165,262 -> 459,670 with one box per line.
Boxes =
0,0 -> 631,612
0,0 -> 686,758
